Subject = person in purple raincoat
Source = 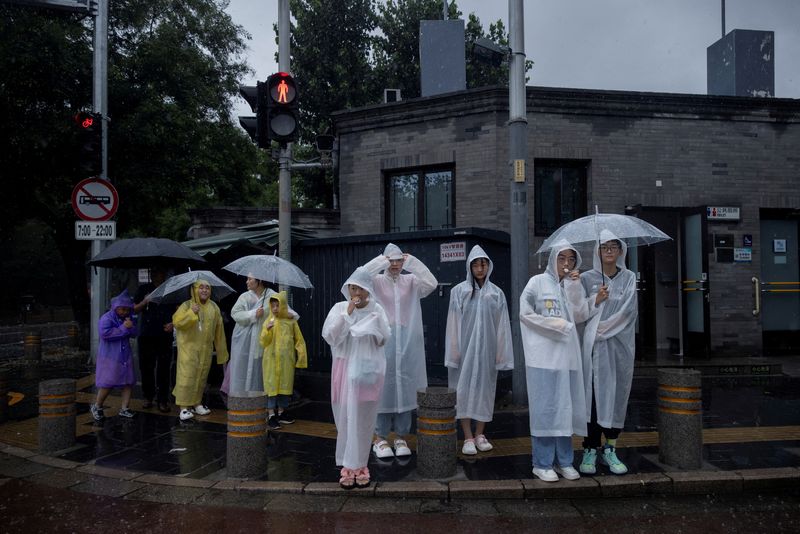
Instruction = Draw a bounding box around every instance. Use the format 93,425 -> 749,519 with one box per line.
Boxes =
90,289 -> 139,422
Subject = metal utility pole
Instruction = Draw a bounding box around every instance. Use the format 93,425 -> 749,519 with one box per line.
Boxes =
509,0 -> 529,405
721,0 -> 726,38
278,0 -> 292,274
89,0 -> 109,359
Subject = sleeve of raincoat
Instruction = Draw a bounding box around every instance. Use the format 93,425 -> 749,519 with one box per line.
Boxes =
172,302 -> 199,330
259,313 -> 275,349
321,302 -> 356,353
99,314 -> 135,341
293,321 -> 308,368
403,254 -> 438,298
349,308 -> 391,347
564,276 -> 601,324
231,293 -> 258,326
363,254 -> 390,277
519,280 -> 574,338
596,273 -> 638,340
494,289 -> 514,370
443,285 -> 464,368
213,306 -> 229,365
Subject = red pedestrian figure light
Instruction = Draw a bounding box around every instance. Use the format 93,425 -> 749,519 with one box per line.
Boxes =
277,79 -> 289,103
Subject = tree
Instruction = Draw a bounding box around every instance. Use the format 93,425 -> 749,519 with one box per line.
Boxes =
0,1 -> 270,327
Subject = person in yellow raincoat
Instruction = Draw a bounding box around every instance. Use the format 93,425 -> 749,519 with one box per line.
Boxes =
172,280 -> 229,421
259,291 -> 307,429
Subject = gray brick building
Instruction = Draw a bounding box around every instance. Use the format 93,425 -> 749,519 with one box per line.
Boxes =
332,86 -> 800,358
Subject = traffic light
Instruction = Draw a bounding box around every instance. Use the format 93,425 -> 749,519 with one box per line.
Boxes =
238,82 -> 269,149
265,72 -> 298,144
74,111 -> 102,176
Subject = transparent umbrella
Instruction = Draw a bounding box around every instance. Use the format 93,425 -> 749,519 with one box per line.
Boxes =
147,270 -> 235,304
536,212 -> 671,255
222,254 -> 313,289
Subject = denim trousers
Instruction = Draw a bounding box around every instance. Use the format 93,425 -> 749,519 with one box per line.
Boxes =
375,410 -> 413,439
531,436 -> 574,469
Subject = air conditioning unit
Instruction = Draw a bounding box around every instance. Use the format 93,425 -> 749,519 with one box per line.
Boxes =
384,89 -> 402,103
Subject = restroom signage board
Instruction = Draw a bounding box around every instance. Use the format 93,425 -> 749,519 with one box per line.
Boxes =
706,206 -> 740,221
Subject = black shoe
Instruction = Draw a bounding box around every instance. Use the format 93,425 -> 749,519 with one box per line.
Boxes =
277,411 -> 295,425
158,402 -> 170,413
267,415 -> 281,430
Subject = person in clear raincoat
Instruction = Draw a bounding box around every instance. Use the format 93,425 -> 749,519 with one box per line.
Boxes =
322,267 -> 391,489
569,229 -> 638,476
445,245 -> 513,455
172,280 -> 229,422
519,241 -> 587,482
259,290 -> 307,428
363,243 -> 437,459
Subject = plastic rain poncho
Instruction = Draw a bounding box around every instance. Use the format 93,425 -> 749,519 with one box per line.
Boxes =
224,288 -> 273,395
445,245 -> 513,421
519,241 -> 588,437
571,229 -> 638,429
363,243 -> 437,413
172,280 -> 229,407
322,267 -> 391,469
259,290 -> 308,397
96,289 -> 138,389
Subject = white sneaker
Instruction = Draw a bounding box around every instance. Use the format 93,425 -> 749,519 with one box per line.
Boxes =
193,404 -> 211,416
532,467 -> 559,482
179,409 -> 194,421
475,434 -> 493,452
461,439 -> 478,455
555,465 -> 581,480
393,439 -> 412,457
372,440 -> 394,459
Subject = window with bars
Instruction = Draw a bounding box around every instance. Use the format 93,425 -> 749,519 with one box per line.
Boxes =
386,168 -> 454,232
534,160 -> 588,236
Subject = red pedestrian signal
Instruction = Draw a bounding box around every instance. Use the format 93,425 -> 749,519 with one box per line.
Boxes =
266,72 -> 298,144
74,111 -> 102,176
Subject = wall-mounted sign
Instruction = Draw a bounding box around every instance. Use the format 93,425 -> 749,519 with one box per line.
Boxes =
743,234 -> 752,247
773,239 -> 787,253
706,206 -> 740,221
440,242 -> 466,262
734,247 -> 752,262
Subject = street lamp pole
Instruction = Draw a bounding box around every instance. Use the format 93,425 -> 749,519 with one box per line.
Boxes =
278,0 -> 292,278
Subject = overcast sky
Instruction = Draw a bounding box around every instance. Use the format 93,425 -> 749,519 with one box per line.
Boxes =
226,0 -> 800,117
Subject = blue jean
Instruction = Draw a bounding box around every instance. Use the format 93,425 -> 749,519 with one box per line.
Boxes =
375,410 -> 413,439
531,436 -> 574,469
266,394 -> 290,410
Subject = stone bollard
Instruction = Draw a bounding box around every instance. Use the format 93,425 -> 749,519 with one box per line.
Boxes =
24,331 -> 42,361
0,369 -> 8,423
416,386 -> 457,479
38,378 -> 77,454
226,392 -> 268,478
67,323 -> 80,348
657,368 -> 703,469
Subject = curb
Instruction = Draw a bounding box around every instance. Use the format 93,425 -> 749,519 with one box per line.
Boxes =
2,442 -> 798,502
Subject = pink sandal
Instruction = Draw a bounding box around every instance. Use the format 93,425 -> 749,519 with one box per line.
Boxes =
339,467 -> 355,490
354,466 -> 370,488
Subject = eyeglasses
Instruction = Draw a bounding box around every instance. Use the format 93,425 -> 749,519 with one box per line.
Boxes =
600,245 -> 621,252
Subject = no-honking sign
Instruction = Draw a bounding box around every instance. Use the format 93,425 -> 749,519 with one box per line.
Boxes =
71,178 -> 119,221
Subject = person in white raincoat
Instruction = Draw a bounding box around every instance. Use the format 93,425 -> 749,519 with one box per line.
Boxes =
363,243 -> 437,459
445,245 -> 513,455
570,229 -> 638,476
322,267 -> 391,489
520,241 -> 587,482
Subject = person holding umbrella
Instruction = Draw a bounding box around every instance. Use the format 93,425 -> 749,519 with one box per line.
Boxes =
571,229 -> 638,476
172,279 -> 229,421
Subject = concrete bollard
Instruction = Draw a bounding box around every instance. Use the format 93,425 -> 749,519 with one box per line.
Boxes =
226,392 -> 268,479
416,386 -> 457,479
0,369 -> 8,423
38,378 -> 77,454
24,331 -> 42,361
657,368 -> 703,469
67,323 -> 80,348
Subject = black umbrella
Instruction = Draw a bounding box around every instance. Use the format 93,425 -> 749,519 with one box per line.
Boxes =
88,238 -> 207,269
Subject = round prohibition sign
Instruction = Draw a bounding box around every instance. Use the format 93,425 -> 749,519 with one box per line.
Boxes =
71,178 -> 119,221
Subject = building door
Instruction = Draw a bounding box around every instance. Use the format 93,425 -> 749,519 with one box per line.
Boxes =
681,207 -> 711,357
759,211 -> 800,352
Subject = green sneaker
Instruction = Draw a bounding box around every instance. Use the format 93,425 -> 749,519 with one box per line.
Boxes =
579,448 -> 597,475
600,445 -> 628,475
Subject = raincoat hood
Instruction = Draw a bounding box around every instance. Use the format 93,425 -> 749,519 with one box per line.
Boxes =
268,290 -> 293,319
592,229 -> 628,272
341,267 -> 375,300
546,240 -> 582,281
466,245 -> 493,287
383,243 -> 404,260
109,289 -> 134,312
191,279 -> 212,303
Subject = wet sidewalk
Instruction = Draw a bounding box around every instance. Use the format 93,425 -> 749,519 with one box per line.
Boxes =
1,354 -> 799,502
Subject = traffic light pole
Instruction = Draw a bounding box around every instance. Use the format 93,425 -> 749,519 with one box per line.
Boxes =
277,0 -> 292,282
90,0 -> 109,360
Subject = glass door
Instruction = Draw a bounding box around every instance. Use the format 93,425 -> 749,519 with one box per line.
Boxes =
681,208 -> 710,356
